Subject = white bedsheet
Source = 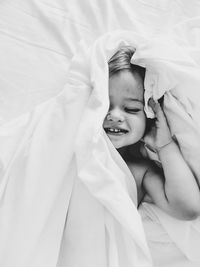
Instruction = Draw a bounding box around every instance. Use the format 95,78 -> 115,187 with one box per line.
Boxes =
1,0 -> 200,122
1,1 -> 200,267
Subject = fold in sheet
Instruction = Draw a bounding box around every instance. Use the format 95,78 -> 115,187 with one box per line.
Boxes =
131,34 -> 200,181
1,0 -> 200,122
140,203 -> 200,267
58,38 -> 153,267
1,29 -> 200,266
0,34 -> 153,266
60,31 -> 200,266
0,89 -> 86,266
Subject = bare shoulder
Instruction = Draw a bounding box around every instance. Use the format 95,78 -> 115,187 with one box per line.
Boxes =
127,157 -> 164,204
127,157 -> 159,178
127,158 -> 160,204
142,159 -> 165,204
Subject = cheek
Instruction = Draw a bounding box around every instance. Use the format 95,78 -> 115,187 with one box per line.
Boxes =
134,115 -> 146,134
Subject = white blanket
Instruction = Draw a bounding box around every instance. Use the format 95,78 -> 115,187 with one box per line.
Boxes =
1,0 -> 200,122
0,34 -> 154,267
1,1 -> 200,266
1,28 -> 200,266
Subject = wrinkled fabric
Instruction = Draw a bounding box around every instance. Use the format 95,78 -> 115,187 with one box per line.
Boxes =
1,1 -> 200,265
127,32 -> 200,266
1,0 -> 200,122
131,34 -> 200,181
140,203 -> 200,267
63,31 -> 200,266
0,35 -> 154,267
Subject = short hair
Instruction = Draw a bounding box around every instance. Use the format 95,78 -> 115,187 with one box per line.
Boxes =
108,46 -> 145,80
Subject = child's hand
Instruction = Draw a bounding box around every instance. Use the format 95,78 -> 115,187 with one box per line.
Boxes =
144,98 -> 172,152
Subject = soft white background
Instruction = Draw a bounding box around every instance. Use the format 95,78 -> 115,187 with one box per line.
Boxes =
1,0 -> 200,122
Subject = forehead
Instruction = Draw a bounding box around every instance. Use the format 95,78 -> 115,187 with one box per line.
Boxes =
109,70 -> 144,100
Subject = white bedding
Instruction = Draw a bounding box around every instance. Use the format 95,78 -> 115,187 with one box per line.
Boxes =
1,1 -> 200,267
1,0 -> 200,122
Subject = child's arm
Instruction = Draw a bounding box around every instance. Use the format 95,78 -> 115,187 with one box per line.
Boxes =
143,99 -> 200,220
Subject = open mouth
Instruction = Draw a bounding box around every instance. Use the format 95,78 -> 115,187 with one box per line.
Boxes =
104,127 -> 128,135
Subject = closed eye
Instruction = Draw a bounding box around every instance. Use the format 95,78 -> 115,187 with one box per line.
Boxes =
124,107 -> 141,113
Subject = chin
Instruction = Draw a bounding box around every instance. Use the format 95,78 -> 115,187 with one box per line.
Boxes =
111,143 -> 121,149
114,140 -> 141,150
109,140 -> 122,149
108,136 -> 139,150
112,141 -> 129,150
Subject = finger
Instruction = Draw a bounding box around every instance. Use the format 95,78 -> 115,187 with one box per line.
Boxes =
148,98 -> 157,111
148,98 -> 163,119
149,99 -> 171,133
148,98 -> 162,115
155,104 -> 165,122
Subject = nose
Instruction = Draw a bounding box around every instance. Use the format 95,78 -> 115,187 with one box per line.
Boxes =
106,108 -> 124,123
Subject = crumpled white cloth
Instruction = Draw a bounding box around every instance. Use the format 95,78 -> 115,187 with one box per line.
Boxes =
131,33 -> 200,181
70,31 -> 200,266
1,29 -> 200,267
140,203 -> 200,267
57,37 -> 153,267
3,0 -> 200,123
128,32 -> 200,265
0,34 -> 153,267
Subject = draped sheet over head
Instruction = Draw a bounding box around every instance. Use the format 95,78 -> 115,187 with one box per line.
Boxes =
1,1 -> 200,267
0,33 -> 154,267
1,0 -> 200,122
78,32 -> 200,266
132,34 -> 200,180
71,29 -> 200,267
1,27 -> 200,266
129,32 -> 200,265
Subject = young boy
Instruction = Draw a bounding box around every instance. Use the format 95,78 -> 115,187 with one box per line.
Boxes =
103,46 -> 200,220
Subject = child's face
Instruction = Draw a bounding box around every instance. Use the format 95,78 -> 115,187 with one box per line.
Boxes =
103,70 -> 146,149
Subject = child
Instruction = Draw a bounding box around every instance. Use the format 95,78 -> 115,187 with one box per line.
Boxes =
103,46 -> 200,220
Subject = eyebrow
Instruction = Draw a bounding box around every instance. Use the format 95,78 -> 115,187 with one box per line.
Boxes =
124,98 -> 144,104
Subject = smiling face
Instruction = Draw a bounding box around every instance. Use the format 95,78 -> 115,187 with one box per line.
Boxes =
103,70 -> 146,149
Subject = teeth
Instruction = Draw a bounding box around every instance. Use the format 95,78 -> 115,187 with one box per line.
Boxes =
110,128 -> 119,132
108,128 -> 123,133
104,127 -> 128,134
